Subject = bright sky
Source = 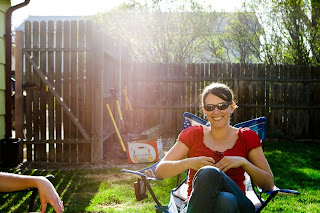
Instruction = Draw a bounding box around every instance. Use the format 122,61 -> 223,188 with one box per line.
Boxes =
11,0 -> 243,28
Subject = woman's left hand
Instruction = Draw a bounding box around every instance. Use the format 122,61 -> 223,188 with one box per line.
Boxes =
214,156 -> 247,173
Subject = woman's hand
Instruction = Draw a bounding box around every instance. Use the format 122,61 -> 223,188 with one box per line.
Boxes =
187,156 -> 216,171
214,156 -> 247,173
36,177 -> 64,213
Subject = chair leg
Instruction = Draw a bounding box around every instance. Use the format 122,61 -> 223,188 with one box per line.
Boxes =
28,188 -> 37,212
134,179 -> 148,201
176,174 -> 181,187
255,191 -> 279,213
141,176 -> 163,207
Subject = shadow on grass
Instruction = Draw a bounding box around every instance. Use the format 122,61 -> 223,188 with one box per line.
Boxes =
1,141 -> 319,212
0,168 -> 104,213
264,140 -> 320,190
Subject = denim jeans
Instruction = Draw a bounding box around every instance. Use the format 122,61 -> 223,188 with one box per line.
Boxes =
181,166 -> 255,213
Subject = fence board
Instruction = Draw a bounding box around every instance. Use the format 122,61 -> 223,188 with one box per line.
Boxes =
283,65 -> 290,137
42,21 -> 52,161
179,63 -> 186,130
47,21 -> 55,162
38,21 -> 47,161
32,21 -> 40,161
186,64 -> 193,114
238,64 -> 245,123
24,22 -> 32,162
55,21 -> 63,162
70,20 -> 78,162
84,21 -> 93,162
196,63 -> 201,117
124,54 -> 134,134
63,21 -> 71,162
159,64 -> 166,131
78,20 -> 86,162
232,64 -> 239,123
91,31 -> 104,164
257,64 -> 266,119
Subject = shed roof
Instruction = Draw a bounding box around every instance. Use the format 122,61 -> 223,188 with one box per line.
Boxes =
15,15 -> 86,32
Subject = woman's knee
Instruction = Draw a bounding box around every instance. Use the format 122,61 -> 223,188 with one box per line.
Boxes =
193,166 -> 224,189
214,192 -> 239,213
196,166 -> 224,180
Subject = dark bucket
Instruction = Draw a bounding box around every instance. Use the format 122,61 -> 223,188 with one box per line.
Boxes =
1,138 -> 22,168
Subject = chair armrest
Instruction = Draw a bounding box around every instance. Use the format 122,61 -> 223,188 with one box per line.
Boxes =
45,174 -> 55,180
262,185 -> 300,196
121,169 -> 162,180
121,160 -> 162,180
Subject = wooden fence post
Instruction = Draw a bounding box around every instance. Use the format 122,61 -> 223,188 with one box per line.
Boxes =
91,31 -> 104,164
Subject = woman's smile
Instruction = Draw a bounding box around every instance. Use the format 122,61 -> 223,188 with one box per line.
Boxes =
212,116 -> 223,121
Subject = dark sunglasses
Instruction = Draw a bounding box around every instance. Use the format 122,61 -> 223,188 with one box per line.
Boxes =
203,102 -> 232,111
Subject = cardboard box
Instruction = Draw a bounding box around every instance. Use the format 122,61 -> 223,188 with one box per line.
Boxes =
127,138 -> 164,164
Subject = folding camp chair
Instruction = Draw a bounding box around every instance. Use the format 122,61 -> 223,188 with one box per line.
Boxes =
0,174 -> 55,212
121,112 -> 300,212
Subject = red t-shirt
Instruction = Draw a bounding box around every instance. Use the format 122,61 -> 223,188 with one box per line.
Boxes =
178,126 -> 261,199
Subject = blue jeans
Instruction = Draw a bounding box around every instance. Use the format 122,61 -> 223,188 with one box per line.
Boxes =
181,166 -> 255,213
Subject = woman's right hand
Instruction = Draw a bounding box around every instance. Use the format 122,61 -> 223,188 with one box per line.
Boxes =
187,156 -> 216,170
36,177 -> 64,213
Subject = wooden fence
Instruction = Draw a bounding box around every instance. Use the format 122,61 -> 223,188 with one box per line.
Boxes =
128,63 -> 320,139
14,19 -> 320,164
15,20 -> 127,164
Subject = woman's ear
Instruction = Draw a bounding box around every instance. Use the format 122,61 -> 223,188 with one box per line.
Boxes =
230,102 -> 237,113
202,105 -> 207,114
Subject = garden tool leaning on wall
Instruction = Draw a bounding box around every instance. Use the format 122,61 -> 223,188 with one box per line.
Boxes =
106,87 -> 133,153
106,103 -> 126,152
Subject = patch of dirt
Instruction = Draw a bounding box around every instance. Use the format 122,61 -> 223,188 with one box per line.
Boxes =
84,173 -> 133,182
97,203 -> 127,209
18,133 -> 177,170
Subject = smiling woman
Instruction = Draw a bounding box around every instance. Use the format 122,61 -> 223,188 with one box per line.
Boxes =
155,82 -> 274,213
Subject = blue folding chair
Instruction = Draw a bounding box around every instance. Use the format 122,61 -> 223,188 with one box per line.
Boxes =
121,112 -> 300,212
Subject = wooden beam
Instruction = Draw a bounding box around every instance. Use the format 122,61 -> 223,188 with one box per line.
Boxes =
140,124 -> 163,140
14,31 -> 24,140
14,31 -> 24,164
23,52 -> 90,140
91,31 -> 104,164
24,139 -> 90,144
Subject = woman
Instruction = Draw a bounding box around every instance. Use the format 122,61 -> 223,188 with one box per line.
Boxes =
155,82 -> 274,213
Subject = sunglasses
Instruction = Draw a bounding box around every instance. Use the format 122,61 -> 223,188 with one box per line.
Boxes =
203,102 -> 232,111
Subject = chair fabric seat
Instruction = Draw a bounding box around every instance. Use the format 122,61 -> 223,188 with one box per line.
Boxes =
246,190 -> 262,210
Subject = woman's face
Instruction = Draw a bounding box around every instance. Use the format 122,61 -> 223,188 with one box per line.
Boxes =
203,93 -> 235,128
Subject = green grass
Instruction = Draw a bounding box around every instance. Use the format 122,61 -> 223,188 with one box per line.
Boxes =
1,140 -> 319,212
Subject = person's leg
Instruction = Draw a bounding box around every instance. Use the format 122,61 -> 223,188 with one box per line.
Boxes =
185,166 -> 223,212
218,170 -> 255,212
213,192 -> 239,213
185,166 -> 254,213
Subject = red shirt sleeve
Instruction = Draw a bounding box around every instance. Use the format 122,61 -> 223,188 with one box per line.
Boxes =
177,126 -> 203,150
240,127 -> 262,152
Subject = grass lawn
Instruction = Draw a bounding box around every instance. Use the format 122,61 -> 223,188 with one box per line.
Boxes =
1,140 -> 319,212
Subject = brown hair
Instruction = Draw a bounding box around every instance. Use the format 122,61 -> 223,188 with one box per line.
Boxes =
201,82 -> 235,105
